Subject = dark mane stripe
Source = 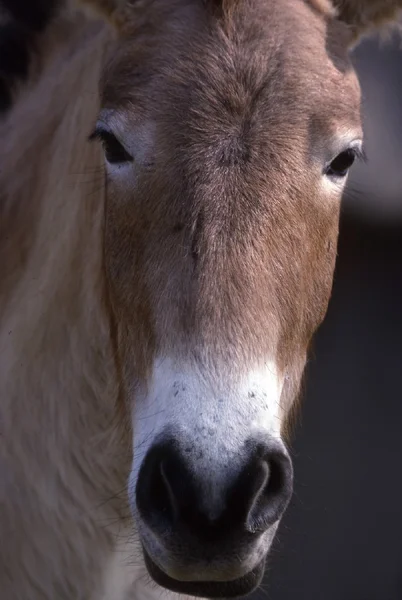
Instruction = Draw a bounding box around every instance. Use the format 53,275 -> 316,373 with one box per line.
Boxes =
0,0 -> 61,113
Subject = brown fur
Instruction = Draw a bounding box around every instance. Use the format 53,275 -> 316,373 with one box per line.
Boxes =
1,0 -> 401,598
98,0 -> 360,421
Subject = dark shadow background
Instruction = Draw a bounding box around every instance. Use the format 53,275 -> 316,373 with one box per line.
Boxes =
252,35 -> 402,600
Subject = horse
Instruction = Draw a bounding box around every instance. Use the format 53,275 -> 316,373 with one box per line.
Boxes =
0,1 -> 401,599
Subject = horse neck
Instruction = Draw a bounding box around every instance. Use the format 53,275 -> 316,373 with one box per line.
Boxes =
0,11 -> 129,489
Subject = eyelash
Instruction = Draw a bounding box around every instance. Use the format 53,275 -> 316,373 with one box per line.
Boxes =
324,145 -> 367,179
89,127 -> 133,164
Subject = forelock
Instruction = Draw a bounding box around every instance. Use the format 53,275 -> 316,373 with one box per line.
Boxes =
202,0 -> 242,19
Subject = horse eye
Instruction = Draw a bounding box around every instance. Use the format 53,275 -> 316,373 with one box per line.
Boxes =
89,128 -> 133,164
325,148 -> 357,178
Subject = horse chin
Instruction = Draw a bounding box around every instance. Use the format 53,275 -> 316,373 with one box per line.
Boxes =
142,549 -> 266,599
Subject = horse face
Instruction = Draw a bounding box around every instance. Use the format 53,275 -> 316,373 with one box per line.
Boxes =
89,0 -> 368,595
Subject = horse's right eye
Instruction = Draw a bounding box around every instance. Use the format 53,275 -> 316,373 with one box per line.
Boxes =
325,148 -> 357,178
324,142 -> 365,180
89,128 -> 133,164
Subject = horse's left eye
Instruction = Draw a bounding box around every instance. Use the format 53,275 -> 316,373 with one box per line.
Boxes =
325,148 -> 357,178
90,128 -> 133,164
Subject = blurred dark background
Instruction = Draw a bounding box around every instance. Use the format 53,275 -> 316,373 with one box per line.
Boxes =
252,34 -> 402,600
1,5 -> 401,599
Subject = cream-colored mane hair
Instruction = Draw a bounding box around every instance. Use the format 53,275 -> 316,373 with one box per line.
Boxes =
0,9 -> 145,600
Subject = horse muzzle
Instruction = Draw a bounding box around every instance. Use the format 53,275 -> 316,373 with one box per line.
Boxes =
133,430 -> 293,598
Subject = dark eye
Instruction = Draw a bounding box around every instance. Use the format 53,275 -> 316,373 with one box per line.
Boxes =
325,148 -> 357,179
89,128 -> 133,164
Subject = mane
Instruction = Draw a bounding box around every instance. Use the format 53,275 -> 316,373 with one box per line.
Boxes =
204,0 -> 242,19
0,0 -> 63,113
0,0 -> 245,114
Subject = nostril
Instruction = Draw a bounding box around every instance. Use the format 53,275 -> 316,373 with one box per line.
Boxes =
160,459 -> 178,521
245,452 -> 293,534
160,458 -> 189,523
136,439 -> 196,531
146,457 -> 176,527
136,447 -> 176,530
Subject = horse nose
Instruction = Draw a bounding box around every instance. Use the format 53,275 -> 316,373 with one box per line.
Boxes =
135,435 -> 293,538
